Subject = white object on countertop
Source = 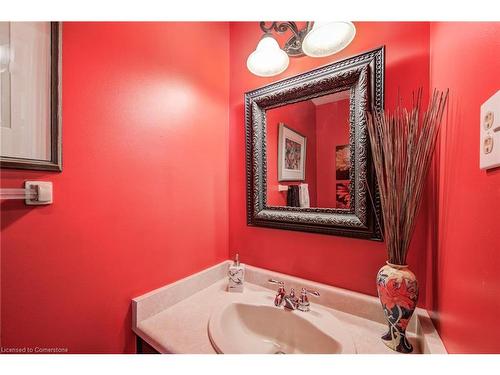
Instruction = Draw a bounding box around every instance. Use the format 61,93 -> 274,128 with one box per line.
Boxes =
299,183 -> 310,208
228,253 -> 245,293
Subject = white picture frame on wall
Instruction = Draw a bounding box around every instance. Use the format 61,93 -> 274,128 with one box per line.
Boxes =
278,123 -> 306,181
0,22 -> 62,171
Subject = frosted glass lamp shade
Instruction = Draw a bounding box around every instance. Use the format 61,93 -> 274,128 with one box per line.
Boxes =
302,22 -> 356,58
247,36 -> 289,77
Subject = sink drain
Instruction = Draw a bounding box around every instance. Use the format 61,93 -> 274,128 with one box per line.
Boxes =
274,351 -> 286,354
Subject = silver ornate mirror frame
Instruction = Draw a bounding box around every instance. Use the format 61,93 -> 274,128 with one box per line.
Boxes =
245,47 -> 385,240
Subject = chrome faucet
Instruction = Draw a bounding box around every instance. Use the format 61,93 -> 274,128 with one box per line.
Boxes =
268,279 -> 320,312
297,288 -> 320,312
283,288 -> 299,310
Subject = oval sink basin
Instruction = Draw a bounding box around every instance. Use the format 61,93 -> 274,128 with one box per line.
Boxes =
208,301 -> 356,354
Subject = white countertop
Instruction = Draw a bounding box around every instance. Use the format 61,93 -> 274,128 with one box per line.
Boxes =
132,261 -> 446,354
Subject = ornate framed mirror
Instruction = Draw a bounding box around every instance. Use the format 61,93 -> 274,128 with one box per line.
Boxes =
245,47 -> 384,240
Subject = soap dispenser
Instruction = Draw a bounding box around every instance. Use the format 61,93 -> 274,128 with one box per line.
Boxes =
228,253 -> 245,293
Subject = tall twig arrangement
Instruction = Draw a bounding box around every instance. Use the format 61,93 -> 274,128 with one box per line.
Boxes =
367,89 -> 449,265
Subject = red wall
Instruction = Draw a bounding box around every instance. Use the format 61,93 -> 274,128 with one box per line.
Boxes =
0,22 -> 229,353
429,22 -> 500,353
3,22 -> 497,354
229,22 -> 431,298
266,101 -> 317,206
315,99 -> 350,208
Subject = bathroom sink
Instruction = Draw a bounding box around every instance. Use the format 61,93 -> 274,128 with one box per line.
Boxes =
208,301 -> 356,354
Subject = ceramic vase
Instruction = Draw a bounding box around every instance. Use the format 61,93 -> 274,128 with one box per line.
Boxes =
376,262 -> 418,353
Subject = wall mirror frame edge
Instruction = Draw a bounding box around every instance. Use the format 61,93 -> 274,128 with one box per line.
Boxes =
0,22 -> 62,172
245,46 -> 385,240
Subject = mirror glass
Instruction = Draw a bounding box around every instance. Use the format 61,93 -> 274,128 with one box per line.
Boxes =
266,90 -> 351,209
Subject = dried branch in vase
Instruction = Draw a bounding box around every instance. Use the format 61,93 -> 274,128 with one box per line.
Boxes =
367,89 -> 449,265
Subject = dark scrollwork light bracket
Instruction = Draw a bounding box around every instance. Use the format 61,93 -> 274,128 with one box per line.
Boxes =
259,22 -> 313,57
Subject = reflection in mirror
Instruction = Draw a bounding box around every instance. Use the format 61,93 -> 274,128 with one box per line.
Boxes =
266,90 -> 351,209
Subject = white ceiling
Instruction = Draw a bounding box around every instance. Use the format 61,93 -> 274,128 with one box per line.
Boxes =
311,90 -> 350,106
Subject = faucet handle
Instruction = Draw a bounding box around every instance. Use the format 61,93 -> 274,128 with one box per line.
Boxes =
297,288 -> 320,312
268,279 -> 286,307
302,288 -> 320,297
268,278 -> 284,286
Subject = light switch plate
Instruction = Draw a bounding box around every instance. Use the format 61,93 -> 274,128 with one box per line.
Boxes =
25,181 -> 53,205
480,90 -> 500,170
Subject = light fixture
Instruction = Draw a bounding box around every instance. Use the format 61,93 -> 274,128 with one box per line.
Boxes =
246,34 -> 289,77
247,22 -> 356,77
302,22 -> 356,58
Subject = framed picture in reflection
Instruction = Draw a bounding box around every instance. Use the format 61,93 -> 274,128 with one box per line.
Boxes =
278,123 -> 306,181
336,181 -> 351,209
335,144 -> 350,180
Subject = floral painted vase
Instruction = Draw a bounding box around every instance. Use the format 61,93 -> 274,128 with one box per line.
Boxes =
376,262 -> 418,353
